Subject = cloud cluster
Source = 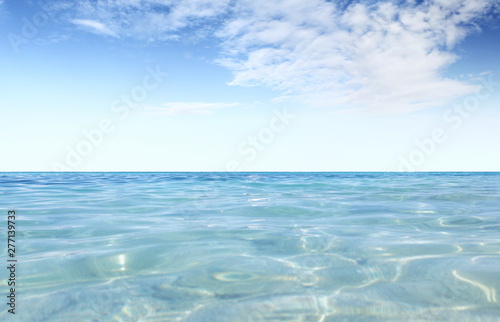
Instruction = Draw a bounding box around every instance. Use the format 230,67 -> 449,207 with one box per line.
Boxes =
216,0 -> 498,112
46,0 -> 498,113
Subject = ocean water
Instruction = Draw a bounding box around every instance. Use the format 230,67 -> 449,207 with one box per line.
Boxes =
1,172 -> 500,321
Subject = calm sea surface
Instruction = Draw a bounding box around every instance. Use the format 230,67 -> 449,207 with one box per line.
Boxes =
1,172 -> 499,321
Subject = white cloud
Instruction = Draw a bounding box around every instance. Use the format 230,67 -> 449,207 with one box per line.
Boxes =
216,0 -> 498,113
136,102 -> 239,115
71,19 -> 119,37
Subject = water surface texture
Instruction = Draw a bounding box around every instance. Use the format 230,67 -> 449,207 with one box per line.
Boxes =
1,172 -> 499,321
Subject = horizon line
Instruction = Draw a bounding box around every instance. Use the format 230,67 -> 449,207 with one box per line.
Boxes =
1,171 -> 499,173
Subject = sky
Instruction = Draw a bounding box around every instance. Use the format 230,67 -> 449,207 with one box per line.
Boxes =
0,0 -> 499,171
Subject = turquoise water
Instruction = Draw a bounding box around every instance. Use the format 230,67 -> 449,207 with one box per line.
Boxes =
1,172 -> 500,321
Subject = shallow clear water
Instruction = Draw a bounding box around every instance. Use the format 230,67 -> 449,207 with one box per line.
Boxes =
1,172 -> 500,321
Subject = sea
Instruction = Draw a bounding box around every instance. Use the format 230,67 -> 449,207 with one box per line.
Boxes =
0,172 -> 499,321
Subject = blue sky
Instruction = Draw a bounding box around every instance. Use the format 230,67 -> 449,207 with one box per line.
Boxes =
0,0 -> 499,171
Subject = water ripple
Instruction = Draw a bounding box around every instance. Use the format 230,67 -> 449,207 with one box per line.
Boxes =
1,172 -> 499,321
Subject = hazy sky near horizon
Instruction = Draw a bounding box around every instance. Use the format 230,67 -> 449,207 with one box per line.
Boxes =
1,0 -> 499,171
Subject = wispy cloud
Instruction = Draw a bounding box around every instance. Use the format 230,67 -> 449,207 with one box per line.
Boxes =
50,0 -> 229,41
71,19 -> 119,37
34,34 -> 70,45
136,102 -> 239,116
